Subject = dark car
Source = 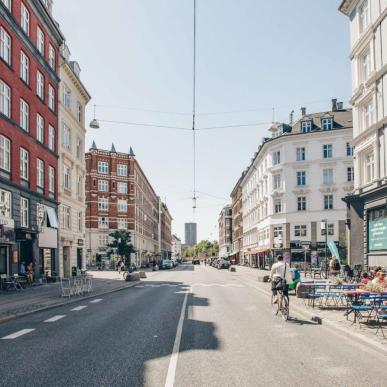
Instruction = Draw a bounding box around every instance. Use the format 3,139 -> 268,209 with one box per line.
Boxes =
192,259 -> 200,265
160,260 -> 173,270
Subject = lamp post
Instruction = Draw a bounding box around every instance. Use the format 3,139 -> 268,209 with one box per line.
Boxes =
321,219 -> 328,279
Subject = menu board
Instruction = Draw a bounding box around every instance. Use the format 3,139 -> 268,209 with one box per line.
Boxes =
369,218 -> 387,251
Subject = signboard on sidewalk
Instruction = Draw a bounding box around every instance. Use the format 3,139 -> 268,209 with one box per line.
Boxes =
369,218 -> 387,251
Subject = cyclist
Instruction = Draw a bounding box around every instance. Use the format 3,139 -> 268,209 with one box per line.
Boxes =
270,255 -> 292,303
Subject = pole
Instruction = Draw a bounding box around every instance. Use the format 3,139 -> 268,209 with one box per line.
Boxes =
304,246 -> 307,272
325,220 -> 328,279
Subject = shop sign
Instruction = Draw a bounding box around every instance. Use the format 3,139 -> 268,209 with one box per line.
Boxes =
369,218 -> 387,251
0,216 -> 14,229
78,239 -> 84,246
273,235 -> 283,248
12,250 -> 18,264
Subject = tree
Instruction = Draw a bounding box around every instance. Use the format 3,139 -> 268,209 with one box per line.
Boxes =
182,240 -> 219,258
108,230 -> 135,268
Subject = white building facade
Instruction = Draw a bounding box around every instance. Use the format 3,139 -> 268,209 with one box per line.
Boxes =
218,205 -> 232,258
58,45 -> 91,277
172,235 -> 182,260
340,0 -> 387,267
241,103 -> 353,267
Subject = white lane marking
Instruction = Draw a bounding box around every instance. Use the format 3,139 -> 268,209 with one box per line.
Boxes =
1,329 -> 35,339
71,305 -> 87,311
44,315 -> 66,323
164,287 -> 190,387
90,299 -> 103,304
135,285 -> 145,288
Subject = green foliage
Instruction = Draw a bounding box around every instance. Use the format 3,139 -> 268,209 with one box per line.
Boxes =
182,240 -> 219,258
108,230 -> 135,266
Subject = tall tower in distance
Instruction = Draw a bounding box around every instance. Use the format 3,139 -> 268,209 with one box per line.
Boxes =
185,223 -> 197,245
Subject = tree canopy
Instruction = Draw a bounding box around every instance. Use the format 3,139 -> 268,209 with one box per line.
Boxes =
182,240 -> 219,258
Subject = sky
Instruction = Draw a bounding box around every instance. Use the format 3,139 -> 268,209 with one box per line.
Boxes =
53,0 -> 351,243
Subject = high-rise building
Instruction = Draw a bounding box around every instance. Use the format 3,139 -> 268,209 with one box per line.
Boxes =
218,206 -> 232,258
184,222 -> 197,245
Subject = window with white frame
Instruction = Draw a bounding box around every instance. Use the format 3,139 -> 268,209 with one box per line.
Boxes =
48,44 -> 55,69
0,189 -> 11,218
272,151 -> 281,165
63,165 -> 71,190
20,99 -> 29,131
0,80 -> 11,118
37,71 -> 44,99
98,197 -> 109,211
1,0 -> 11,11
321,223 -> 334,236
117,182 -> 127,194
76,102 -> 82,123
20,3 -> 30,36
62,205 -> 71,230
117,199 -> 127,213
117,164 -> 127,176
48,125 -> 55,151
273,173 -> 282,190
346,142 -> 353,156
98,217 -> 109,229
297,171 -> 306,186
361,47 -> 372,81
20,148 -> 28,180
37,158 -> 44,188
301,120 -> 312,133
20,51 -> 29,84
359,0 -> 369,34
296,147 -> 305,161
324,195 -> 334,210
321,118 -> 333,130
365,151 -> 375,183
98,234 -> 109,245
20,197 -> 29,227
363,99 -> 374,130
36,114 -> 44,143
294,225 -> 307,237
0,135 -> 10,172
78,211 -> 83,233
48,85 -> 55,111
37,26 -> 44,54
274,199 -> 282,214
98,161 -> 109,174
63,84 -> 71,108
323,144 -> 332,158
49,166 -> 55,192
117,218 -> 128,230
98,180 -> 108,192
76,174 -> 83,197
347,167 -> 354,182
297,196 -> 306,211
63,125 -> 71,150
323,168 -> 333,185
0,27 -> 11,65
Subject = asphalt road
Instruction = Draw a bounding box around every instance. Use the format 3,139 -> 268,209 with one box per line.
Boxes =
1,263 -> 387,387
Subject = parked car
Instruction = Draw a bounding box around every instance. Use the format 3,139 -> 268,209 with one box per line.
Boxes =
192,258 -> 200,265
160,260 -> 173,270
217,258 -> 230,269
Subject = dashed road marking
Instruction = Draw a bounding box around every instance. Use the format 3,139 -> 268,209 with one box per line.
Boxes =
71,305 -> 87,311
90,299 -> 103,304
1,329 -> 35,339
44,315 -> 66,323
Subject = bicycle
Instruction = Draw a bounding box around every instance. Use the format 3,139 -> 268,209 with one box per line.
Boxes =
271,288 -> 289,321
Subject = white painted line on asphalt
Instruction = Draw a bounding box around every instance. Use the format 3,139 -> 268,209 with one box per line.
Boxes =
44,315 -> 66,323
71,305 -> 87,311
1,329 -> 35,339
90,299 -> 103,304
165,286 -> 190,387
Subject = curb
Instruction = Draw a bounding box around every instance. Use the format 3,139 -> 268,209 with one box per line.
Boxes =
0,280 -> 140,325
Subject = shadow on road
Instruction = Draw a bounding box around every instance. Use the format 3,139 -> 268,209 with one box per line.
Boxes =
287,316 -> 317,326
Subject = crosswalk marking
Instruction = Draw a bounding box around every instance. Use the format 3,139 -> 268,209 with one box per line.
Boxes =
1,329 -> 35,339
71,305 -> 87,311
90,299 -> 103,304
44,315 -> 66,323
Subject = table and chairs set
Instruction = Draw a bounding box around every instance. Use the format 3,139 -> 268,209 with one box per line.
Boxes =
59,275 -> 93,298
0,274 -> 28,291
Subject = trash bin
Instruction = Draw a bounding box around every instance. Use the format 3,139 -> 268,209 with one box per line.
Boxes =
71,266 -> 77,277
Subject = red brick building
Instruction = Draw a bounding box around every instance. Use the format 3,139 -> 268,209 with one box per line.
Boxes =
0,0 -> 63,278
85,143 -> 172,266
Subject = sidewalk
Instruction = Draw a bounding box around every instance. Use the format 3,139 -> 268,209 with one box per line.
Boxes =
231,265 -> 387,350
0,269 -> 157,324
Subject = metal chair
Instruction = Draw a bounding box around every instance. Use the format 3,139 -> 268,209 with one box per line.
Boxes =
60,278 -> 72,298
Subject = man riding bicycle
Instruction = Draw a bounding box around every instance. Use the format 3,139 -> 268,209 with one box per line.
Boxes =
270,255 -> 292,303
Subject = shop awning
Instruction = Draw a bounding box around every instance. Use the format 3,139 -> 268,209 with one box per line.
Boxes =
46,206 -> 58,228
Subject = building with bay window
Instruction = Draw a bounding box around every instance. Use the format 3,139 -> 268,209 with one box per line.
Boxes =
339,0 -> 387,267
218,205 -> 232,258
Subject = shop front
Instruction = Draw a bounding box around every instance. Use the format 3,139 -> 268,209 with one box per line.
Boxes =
39,226 -> 58,278
367,204 -> 387,267
0,217 -> 16,276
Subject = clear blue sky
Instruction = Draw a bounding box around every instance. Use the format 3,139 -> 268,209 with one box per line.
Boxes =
54,0 -> 351,243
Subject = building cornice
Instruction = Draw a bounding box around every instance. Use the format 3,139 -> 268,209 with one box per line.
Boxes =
61,61 -> 91,102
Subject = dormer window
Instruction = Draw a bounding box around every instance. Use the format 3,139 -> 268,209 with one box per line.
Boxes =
301,120 -> 312,133
321,118 -> 333,130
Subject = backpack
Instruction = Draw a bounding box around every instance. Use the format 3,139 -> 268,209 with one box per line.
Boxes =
334,261 -> 340,271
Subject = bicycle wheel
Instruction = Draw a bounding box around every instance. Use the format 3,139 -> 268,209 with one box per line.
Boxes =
271,294 -> 279,315
280,295 -> 289,321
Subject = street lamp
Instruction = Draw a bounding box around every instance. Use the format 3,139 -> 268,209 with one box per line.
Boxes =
321,219 -> 328,279
89,104 -> 100,129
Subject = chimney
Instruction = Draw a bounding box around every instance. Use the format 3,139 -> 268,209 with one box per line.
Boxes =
331,98 -> 338,111
301,107 -> 306,117
337,101 -> 343,110
289,110 -> 294,125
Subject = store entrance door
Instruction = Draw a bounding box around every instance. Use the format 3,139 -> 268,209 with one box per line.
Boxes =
77,248 -> 82,269
63,247 -> 71,278
0,246 -> 8,275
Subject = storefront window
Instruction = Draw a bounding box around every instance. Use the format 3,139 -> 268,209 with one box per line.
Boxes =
368,207 -> 387,251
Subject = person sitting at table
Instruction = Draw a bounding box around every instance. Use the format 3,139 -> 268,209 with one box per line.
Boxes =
371,267 -> 383,280
372,270 -> 386,287
360,272 -> 371,284
19,261 -> 26,276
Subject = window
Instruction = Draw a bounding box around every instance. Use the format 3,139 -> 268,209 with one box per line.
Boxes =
20,51 -> 29,84
37,27 -> 44,54
20,148 -> 28,180
98,197 -> 109,211
362,48 -> 372,81
98,217 -> 109,229
49,166 -> 55,193
20,3 -> 30,36
324,195 -> 334,210
274,199 -> 282,214
20,197 -> 29,227
359,0 -> 369,34
297,196 -> 306,211
63,84 -> 71,108
48,125 -> 55,151
76,175 -> 83,197
78,211 -> 83,233
321,223 -> 334,236
0,189 -> 11,218
36,114 -> 44,143
117,182 -> 127,194
272,151 -> 281,165
76,103 -> 82,123
117,164 -> 127,176
296,147 -> 305,161
117,218 -> 128,230
98,161 -> 109,174
294,225 -> 307,237
273,174 -> 282,190
0,135 -> 10,172
98,180 -> 108,192
37,71 -> 44,99
323,144 -> 332,158
62,205 -> 71,230
63,125 -> 71,150
365,152 -> 375,183
323,168 -> 333,185
321,118 -> 333,130
20,99 -> 29,131
297,171 -> 306,186
98,234 -> 109,246
346,142 -> 353,156
76,138 -> 82,160
117,199 -> 127,213
347,167 -> 354,182
48,85 -> 55,111
63,165 -> 71,190
48,44 -> 55,69
363,100 -> 374,129
0,27 -> 11,65
1,0 -> 11,11
37,158 -> 44,188
301,120 -> 312,133
0,80 -> 11,118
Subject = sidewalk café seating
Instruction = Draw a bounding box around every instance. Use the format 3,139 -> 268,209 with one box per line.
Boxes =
376,312 -> 387,338
60,278 -> 72,298
0,274 -> 22,291
59,275 -> 93,298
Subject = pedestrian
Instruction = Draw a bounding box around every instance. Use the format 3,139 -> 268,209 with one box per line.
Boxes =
20,261 -> 26,276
